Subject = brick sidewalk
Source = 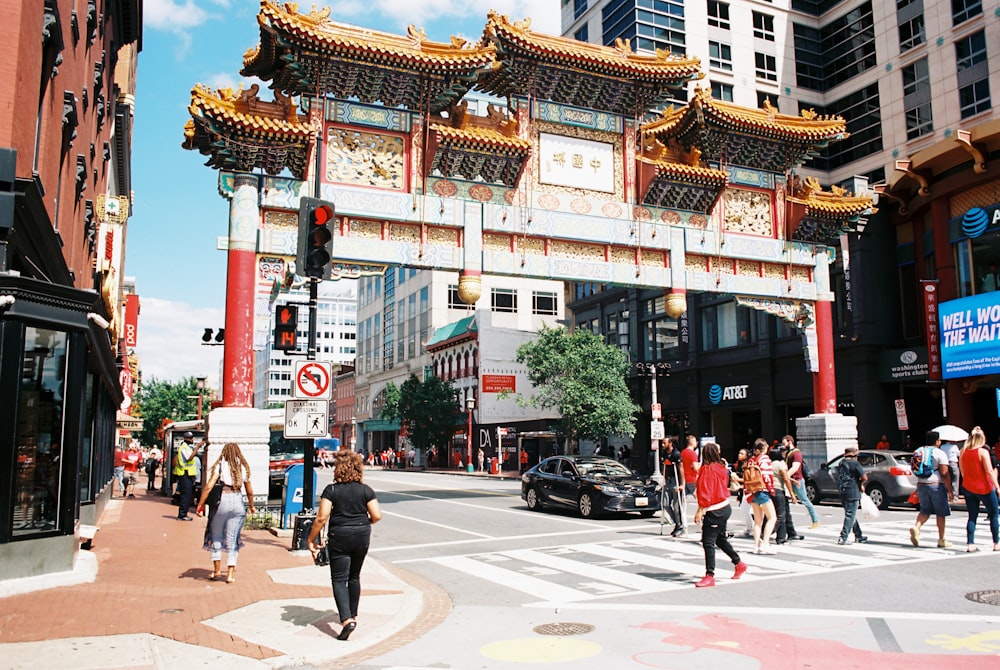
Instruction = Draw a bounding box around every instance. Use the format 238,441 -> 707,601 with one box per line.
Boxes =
0,487 -> 331,659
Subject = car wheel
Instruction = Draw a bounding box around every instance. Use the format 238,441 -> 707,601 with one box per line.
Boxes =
805,481 -> 820,504
867,484 -> 889,510
579,492 -> 596,519
526,487 -> 543,511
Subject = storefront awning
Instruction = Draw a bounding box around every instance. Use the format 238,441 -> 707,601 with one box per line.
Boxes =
116,412 -> 143,432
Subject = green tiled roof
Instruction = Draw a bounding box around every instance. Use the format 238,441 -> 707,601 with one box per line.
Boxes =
425,315 -> 477,348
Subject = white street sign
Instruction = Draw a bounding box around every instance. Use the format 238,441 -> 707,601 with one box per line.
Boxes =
285,399 -> 329,438
650,420 -> 665,440
293,361 -> 333,400
894,398 -> 908,431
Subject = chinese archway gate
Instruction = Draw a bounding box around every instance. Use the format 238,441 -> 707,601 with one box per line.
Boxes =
183,2 -> 874,481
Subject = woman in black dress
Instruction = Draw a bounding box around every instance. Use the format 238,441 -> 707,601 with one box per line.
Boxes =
308,451 -> 382,640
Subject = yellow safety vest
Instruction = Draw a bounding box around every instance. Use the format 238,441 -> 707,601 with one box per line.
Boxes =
173,444 -> 197,476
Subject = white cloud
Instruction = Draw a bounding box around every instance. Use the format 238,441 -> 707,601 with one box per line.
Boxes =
134,297 -> 225,390
144,0 -> 213,31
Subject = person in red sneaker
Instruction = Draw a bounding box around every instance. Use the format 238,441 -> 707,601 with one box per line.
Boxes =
123,443 -> 142,498
693,442 -> 747,587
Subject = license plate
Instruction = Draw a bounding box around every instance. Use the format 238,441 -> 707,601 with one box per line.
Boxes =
635,497 -> 648,507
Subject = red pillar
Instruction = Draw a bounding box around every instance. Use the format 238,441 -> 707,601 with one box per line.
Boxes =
221,174 -> 260,408
813,299 -> 837,414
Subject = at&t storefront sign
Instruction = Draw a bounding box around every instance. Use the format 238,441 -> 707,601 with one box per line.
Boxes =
707,383 -> 752,405
959,204 -> 1000,238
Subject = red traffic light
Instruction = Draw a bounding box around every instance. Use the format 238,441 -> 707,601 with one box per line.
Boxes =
310,204 -> 334,227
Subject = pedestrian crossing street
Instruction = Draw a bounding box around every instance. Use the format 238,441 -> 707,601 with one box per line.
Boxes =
415,519 -> 983,604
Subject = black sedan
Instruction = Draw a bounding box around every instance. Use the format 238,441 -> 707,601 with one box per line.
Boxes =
521,455 -> 659,518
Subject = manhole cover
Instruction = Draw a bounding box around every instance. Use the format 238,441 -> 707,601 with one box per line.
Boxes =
159,608 -> 184,614
966,591 -> 1000,606
533,622 -> 594,636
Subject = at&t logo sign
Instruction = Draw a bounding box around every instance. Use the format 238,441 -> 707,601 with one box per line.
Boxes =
708,384 -> 749,405
962,207 -> 1000,238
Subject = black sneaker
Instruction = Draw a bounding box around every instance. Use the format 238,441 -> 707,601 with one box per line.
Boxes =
856,536 -> 868,543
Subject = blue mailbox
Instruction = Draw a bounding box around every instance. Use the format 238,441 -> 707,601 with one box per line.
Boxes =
282,463 -> 317,528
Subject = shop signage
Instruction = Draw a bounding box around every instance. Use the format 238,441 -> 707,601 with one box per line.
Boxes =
706,383 -> 753,405
124,294 -> 139,347
878,347 -> 929,382
894,399 -> 909,431
922,281 -> 941,381
959,204 -> 1000,238
482,374 -> 516,393
939,291 -> 1000,379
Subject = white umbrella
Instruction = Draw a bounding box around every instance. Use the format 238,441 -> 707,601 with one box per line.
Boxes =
932,424 -> 968,443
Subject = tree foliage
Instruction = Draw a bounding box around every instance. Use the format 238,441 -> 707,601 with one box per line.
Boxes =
516,327 -> 638,444
133,376 -> 201,448
395,374 -> 461,455
380,381 -> 401,422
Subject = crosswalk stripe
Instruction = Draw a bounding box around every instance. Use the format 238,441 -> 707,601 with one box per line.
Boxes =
500,548 -> 680,593
427,554 -> 588,602
622,536 -> 826,573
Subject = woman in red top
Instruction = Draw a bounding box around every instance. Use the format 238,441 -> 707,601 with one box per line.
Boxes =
958,426 -> 999,552
693,442 -> 747,587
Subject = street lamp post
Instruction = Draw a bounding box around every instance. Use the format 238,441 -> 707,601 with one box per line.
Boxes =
636,362 -> 670,488
466,397 -> 476,474
195,376 -> 207,421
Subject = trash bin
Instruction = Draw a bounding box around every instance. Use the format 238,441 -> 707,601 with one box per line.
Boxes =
292,511 -> 316,550
490,457 -> 499,475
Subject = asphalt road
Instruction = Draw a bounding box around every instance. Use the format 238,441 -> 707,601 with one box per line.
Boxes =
332,469 -> 1000,670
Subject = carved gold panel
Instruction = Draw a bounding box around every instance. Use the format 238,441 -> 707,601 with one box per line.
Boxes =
736,260 -> 760,277
611,247 -> 634,264
722,189 -> 773,236
520,237 -> 545,254
552,240 -> 603,261
641,250 -> 665,267
484,233 -> 512,251
763,263 -> 786,280
790,266 -> 811,281
717,261 -> 735,275
686,255 -> 707,272
264,210 -> 297,228
349,219 -> 382,239
427,227 -> 457,245
326,126 -> 405,190
390,223 -> 420,243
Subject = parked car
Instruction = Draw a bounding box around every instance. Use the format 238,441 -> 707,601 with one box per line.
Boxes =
521,455 -> 659,518
805,450 -> 917,510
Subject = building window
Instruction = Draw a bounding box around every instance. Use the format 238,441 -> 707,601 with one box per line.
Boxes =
700,300 -> 756,351
793,2 -> 876,92
956,30 -> 991,118
801,83 -> 882,170
707,0 -> 730,30
491,288 -> 517,313
603,0 -> 686,56
902,58 -> 933,139
756,90 -> 776,109
13,327 -> 68,537
709,40 -> 732,70
952,0 -> 982,26
755,52 -> 777,81
898,15 -> 925,52
641,296 -> 679,360
574,25 -> 589,42
532,291 -> 558,315
752,12 -> 775,41
574,0 -> 588,19
711,81 -> 734,101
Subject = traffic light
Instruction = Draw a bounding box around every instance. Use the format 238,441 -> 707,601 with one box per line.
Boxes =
274,304 -> 298,351
297,196 -> 335,280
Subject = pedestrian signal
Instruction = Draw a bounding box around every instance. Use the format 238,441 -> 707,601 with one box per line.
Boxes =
274,305 -> 299,351
297,197 -> 335,280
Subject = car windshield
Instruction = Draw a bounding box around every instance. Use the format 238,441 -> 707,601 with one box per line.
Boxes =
577,460 -> 633,478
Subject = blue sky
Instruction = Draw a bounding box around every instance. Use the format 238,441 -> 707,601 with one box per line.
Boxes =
128,0 -> 559,386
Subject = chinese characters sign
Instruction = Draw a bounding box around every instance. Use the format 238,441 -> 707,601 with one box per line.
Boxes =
538,132 -> 615,193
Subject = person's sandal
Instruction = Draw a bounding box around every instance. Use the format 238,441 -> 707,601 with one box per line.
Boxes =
337,621 -> 357,640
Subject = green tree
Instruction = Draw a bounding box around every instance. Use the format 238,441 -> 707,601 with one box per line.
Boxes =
380,381 -> 401,422
516,327 -> 638,448
394,374 -> 460,457
133,376 -> 201,448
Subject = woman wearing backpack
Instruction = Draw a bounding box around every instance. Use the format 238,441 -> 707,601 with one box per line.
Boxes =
745,438 -> 778,554
958,426 -> 1000,552
693,442 -> 747,587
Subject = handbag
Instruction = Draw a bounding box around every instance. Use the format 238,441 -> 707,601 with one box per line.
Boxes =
314,544 -> 330,567
206,479 -> 224,508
